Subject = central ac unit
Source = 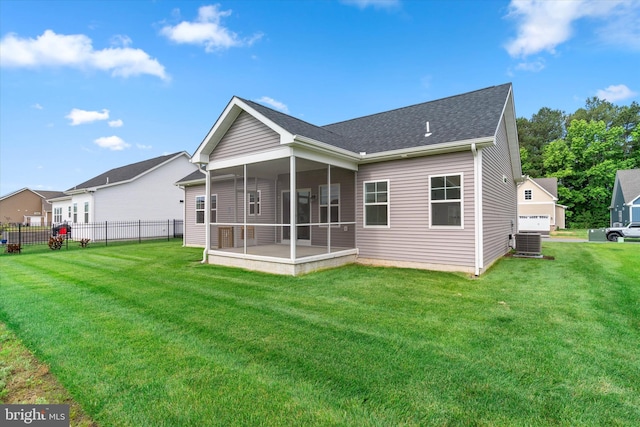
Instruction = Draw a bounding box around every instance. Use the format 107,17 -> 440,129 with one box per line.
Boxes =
515,233 -> 542,256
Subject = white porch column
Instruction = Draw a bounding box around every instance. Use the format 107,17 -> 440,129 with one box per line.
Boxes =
327,164 -> 331,253
290,155 -> 296,261
243,164 -> 247,255
202,168 -> 211,262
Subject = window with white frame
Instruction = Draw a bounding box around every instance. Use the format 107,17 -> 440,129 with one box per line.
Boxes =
195,195 -> 205,224
248,190 -> 261,216
68,206 -> 72,219
364,180 -> 389,227
211,194 -> 217,223
320,184 -> 340,225
54,207 -> 63,223
83,202 -> 89,223
73,204 -> 77,223
524,189 -> 532,200
430,174 -> 462,227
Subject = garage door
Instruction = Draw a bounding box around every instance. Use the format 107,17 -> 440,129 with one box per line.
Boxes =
518,215 -> 550,232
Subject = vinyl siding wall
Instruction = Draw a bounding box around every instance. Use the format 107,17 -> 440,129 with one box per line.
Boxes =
93,155 -> 197,222
0,192 -> 45,224
210,111 -> 281,162
481,117 -> 518,269
184,184 -> 206,247
610,181 -> 629,225
356,152 -> 476,271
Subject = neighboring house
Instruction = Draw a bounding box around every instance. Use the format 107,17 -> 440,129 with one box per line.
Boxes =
186,83 -> 522,276
610,168 -> 640,226
0,188 -> 65,225
49,152 -> 199,233
517,177 -> 566,234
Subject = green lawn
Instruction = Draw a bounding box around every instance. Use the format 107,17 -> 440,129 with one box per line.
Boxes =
1,241 -> 639,426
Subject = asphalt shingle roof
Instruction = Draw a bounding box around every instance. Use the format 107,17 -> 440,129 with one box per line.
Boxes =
241,83 -> 512,154
617,169 -> 640,203
533,178 -> 558,198
68,152 -> 185,191
176,169 -> 206,185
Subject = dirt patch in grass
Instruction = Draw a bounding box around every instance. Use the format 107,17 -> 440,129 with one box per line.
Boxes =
0,322 -> 98,426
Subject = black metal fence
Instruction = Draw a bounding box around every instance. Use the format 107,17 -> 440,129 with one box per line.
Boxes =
1,220 -> 183,251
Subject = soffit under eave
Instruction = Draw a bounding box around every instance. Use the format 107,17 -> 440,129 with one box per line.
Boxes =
498,88 -> 522,179
193,98 -> 295,162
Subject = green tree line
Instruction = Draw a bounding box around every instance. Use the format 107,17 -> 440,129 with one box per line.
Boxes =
518,98 -> 640,228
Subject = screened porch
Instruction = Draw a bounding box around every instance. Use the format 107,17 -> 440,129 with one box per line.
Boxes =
204,156 -> 357,275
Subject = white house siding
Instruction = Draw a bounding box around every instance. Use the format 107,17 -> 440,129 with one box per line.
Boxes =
184,184 -> 206,247
356,152 -> 476,272
210,112 -> 281,162
481,117 -> 518,270
93,155 -> 197,222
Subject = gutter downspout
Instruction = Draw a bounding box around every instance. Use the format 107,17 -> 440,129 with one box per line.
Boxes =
472,143 -> 483,276
202,168 -> 211,264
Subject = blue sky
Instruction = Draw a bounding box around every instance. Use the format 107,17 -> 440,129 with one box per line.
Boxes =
1,0 -> 639,196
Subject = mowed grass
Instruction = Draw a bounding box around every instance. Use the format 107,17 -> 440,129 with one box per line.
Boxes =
1,241 -> 639,426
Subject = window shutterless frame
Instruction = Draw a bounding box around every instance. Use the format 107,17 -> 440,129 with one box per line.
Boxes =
195,195 -> 205,224
429,173 -> 463,229
363,179 -> 390,228
319,183 -> 340,227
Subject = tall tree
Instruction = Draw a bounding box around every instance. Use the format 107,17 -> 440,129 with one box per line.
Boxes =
566,97 -> 618,127
543,119 -> 633,227
517,107 -> 565,177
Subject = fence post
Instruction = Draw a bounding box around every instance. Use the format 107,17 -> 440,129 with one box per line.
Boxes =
18,223 -> 22,250
139,220 -> 142,244
105,221 -> 108,246
167,219 -> 170,241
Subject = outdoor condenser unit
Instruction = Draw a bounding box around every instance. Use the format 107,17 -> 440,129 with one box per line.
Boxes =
515,233 -> 542,256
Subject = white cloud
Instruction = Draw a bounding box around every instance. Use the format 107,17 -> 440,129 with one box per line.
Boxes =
94,136 -> 130,151
32,103 -> 43,110
108,119 -> 123,128
515,58 -> 546,72
160,4 -> 262,52
0,30 -> 168,80
66,108 -> 109,125
341,0 -> 400,9
504,0 -> 630,58
136,144 -> 152,150
256,96 -> 289,113
596,84 -> 638,102
110,34 -> 132,48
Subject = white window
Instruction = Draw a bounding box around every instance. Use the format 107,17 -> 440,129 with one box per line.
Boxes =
83,202 -> 89,223
248,190 -> 261,216
364,180 -> 389,227
211,194 -> 217,223
320,184 -> 340,225
524,189 -> 532,200
73,203 -> 77,223
195,195 -> 205,224
67,206 -> 71,219
430,174 -> 463,227
54,207 -> 63,223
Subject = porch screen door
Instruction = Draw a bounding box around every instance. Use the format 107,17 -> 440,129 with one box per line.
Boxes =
282,190 -> 311,244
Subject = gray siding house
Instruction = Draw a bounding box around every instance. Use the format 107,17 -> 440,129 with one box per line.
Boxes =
610,169 -> 640,226
185,83 -> 522,275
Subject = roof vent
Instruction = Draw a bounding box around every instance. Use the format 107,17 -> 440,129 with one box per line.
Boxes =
425,121 -> 432,138
106,177 -> 109,184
